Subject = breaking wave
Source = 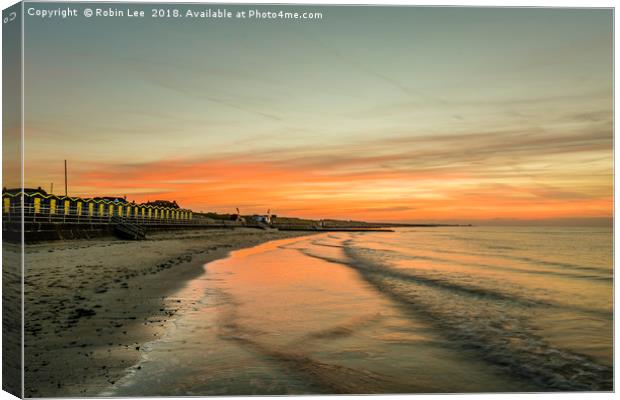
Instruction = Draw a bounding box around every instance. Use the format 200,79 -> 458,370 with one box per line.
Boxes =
294,233 -> 613,391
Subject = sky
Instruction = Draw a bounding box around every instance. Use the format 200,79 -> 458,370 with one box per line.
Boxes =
17,4 -> 613,223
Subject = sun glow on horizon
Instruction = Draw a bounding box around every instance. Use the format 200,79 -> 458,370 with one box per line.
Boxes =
11,6 -> 612,223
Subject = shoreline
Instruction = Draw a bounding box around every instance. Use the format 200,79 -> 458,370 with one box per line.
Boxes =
23,228 -> 314,397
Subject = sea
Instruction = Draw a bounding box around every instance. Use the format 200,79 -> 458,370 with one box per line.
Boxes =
106,226 -> 613,395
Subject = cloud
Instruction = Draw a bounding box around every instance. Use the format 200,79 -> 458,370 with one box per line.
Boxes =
45,126 -> 611,222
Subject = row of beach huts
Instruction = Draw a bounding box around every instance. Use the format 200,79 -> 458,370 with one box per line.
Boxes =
2,187 -> 193,224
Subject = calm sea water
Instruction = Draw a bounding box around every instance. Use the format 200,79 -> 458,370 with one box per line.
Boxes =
107,227 -> 613,395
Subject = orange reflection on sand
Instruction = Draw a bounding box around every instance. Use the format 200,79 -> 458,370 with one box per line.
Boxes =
205,235 -> 392,349
228,236 -> 311,260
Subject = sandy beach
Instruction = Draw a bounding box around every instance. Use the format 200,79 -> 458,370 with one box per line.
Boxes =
101,227 -> 612,395
22,228 -> 313,397
10,225 -> 612,396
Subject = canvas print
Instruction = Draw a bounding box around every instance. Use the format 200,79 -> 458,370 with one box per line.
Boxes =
2,1 -> 614,397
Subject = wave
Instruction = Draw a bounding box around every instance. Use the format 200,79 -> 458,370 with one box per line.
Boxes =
310,241 -> 346,249
359,234 -> 611,276
297,240 -> 612,391
294,312 -> 385,344
216,304 -> 395,394
347,242 -> 612,282
300,248 -> 546,308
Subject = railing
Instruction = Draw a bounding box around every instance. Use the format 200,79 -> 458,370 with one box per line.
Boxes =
2,191 -> 198,225
3,204 -> 240,227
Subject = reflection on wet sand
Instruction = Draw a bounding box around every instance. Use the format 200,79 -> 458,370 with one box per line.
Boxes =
218,308 -> 395,394
110,233 -> 535,396
107,227 -> 612,395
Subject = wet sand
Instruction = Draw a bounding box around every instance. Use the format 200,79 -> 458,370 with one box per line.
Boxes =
107,234 -> 542,396
106,229 -> 611,395
2,243 -> 22,397
23,228 -> 313,397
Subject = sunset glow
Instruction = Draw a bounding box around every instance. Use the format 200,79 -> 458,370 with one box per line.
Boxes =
17,6 -> 612,223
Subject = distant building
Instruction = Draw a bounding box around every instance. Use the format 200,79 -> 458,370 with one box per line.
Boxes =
251,214 -> 276,224
142,200 -> 180,209
3,187 -> 48,196
90,196 -> 126,203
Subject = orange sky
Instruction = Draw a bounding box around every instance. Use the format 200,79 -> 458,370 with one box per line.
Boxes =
24,128 -> 612,223
15,7 -> 613,224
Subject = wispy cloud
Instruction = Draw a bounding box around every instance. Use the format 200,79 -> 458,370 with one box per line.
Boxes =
21,6 -> 612,223
47,126 -> 612,222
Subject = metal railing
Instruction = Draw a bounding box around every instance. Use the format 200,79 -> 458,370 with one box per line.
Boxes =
3,204 -> 241,227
